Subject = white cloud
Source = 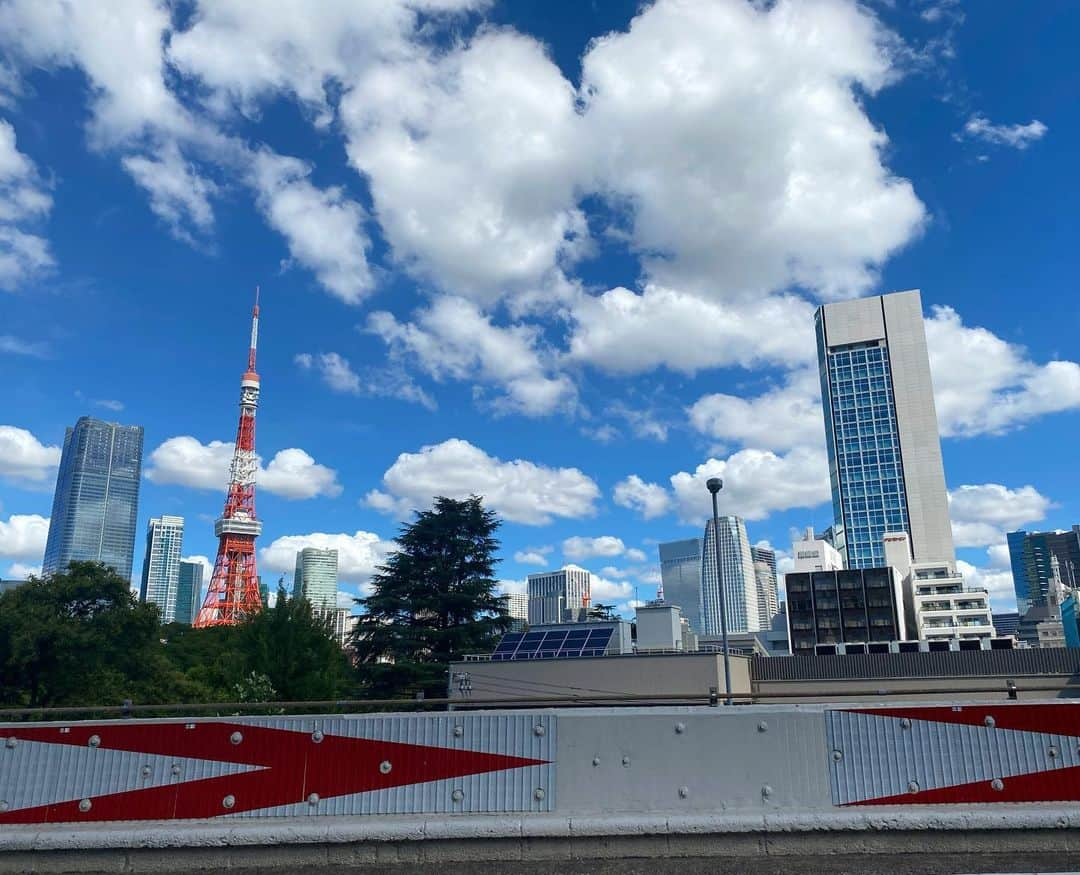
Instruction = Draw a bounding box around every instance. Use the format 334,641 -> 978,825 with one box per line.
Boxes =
341,27 -> 586,305
145,436 -> 342,499
688,368 -> 824,453
369,296 -> 576,417
563,536 -> 627,561
122,142 -> 218,243
926,306 -> 1080,437
948,484 -> 1053,549
579,0 -> 924,301
364,438 -> 600,526
0,512 -> 48,559
668,447 -> 831,524
957,554 -> 1017,612
626,548 -> 647,563
0,119 -> 53,289
513,546 -> 552,567
497,578 -> 527,596
961,115 -> 1047,150
612,474 -> 673,520
249,150 -> 373,304
6,561 -> 40,578
259,530 -> 395,590
295,350 -> 435,410
94,399 -> 124,412
590,574 -> 634,604
0,425 -> 60,484
568,286 -> 815,376
0,334 -> 49,357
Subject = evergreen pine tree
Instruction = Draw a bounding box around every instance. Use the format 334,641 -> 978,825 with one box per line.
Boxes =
352,496 -> 509,698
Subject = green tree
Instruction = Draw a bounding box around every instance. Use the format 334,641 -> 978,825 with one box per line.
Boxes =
234,588 -> 353,701
352,496 -> 509,698
0,562 -> 190,708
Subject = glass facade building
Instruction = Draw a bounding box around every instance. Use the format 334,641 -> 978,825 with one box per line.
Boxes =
816,290 -> 955,570
293,547 -> 339,611
658,538 -> 704,634
42,417 -> 144,580
139,515 -> 185,623
786,567 -> 906,654
1008,526 -> 1080,614
175,560 -> 205,626
701,516 -> 760,635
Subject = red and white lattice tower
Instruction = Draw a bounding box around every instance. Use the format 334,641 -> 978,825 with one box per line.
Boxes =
194,291 -> 265,627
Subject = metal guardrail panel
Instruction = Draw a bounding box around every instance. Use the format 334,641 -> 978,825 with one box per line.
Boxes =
0,713 -> 554,824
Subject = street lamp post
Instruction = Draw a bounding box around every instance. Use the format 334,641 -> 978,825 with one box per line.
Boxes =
707,477 -> 733,705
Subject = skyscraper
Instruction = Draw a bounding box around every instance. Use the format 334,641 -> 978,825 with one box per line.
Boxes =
139,515 -> 185,623
815,289 -> 955,570
751,544 -> 779,630
701,516 -> 760,635
42,417 -> 144,580
1008,526 -> 1080,614
658,538 -> 704,634
527,566 -> 591,625
175,560 -> 204,626
293,547 -> 339,611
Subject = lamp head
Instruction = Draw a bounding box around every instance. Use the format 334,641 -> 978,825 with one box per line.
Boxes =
706,477 -> 723,495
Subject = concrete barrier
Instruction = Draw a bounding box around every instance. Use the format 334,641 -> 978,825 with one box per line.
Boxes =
3,702 -> 1080,870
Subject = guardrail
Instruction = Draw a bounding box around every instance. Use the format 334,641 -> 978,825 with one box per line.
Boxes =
3,700 -> 1080,827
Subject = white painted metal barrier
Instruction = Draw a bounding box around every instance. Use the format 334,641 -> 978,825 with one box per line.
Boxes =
2,702 -> 1079,826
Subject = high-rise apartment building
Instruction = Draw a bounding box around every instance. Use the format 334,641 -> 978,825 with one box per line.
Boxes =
43,417 -> 144,580
1008,527 -> 1080,614
293,547 -> 339,611
501,592 -> 529,631
527,566 -> 591,625
750,545 -> 779,630
139,515 -> 185,623
701,516 -> 760,635
658,538 -> 704,634
175,560 -> 204,626
815,289 -> 955,570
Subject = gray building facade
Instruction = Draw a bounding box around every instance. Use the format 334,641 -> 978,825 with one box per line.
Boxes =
139,515 -> 185,623
786,567 -> 906,654
658,538 -> 704,634
42,417 -> 144,580
815,290 -> 955,570
751,544 -> 779,630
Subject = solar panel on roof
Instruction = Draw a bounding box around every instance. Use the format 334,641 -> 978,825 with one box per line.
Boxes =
490,625 -> 618,660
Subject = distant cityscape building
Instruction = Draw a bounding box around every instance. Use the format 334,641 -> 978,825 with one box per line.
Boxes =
701,516 -> 760,635
501,592 -> 529,631
791,528 -> 844,573
0,580 -> 26,595
42,417 -> 144,580
750,545 -> 779,630
527,566 -> 591,625
908,563 -> 994,644
139,515 -> 185,623
635,601 -> 686,651
318,607 -> 358,650
1008,526 -> 1080,614
992,612 -> 1021,638
175,560 -> 204,626
293,547 -> 339,611
815,290 -> 955,570
786,567 -> 906,654
657,538 -> 704,634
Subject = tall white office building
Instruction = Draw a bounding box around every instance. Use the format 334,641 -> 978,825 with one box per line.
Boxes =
293,547 -> 339,611
501,592 -> 529,630
816,289 -> 955,570
750,544 -> 779,630
139,515 -> 184,623
701,516 -> 760,635
791,528 -> 845,573
527,566 -> 591,625
658,538 -> 705,634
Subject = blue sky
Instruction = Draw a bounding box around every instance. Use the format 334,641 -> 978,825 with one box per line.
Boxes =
1,0 -> 1077,614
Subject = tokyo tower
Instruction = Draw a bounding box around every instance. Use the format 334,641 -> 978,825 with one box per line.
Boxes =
194,291 -> 265,627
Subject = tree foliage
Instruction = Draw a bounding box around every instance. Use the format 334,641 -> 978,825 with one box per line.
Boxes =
0,564 -> 354,710
0,562 -> 194,707
352,496 -> 509,698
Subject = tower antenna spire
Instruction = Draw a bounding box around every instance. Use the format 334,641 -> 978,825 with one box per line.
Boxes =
194,289 -> 266,627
